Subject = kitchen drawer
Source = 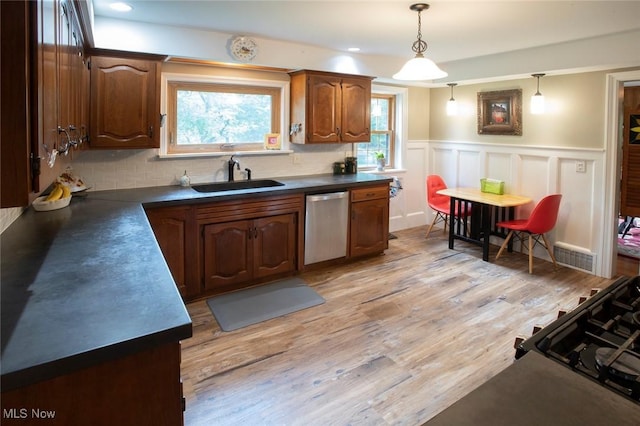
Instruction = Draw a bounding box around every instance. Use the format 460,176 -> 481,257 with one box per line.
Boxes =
350,185 -> 389,202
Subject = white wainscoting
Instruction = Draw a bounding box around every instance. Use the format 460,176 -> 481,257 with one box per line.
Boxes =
394,140 -> 609,276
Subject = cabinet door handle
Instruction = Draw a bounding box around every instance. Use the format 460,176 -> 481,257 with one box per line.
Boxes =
149,126 -> 153,138
336,127 -> 341,137
254,228 -> 258,239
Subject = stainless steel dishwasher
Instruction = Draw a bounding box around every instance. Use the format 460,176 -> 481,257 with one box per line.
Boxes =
304,191 -> 349,265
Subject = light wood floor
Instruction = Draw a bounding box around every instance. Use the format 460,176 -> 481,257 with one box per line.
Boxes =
181,226 -> 628,426
618,253 -> 640,276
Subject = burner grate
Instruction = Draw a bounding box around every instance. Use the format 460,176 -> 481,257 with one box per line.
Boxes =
523,276 -> 640,403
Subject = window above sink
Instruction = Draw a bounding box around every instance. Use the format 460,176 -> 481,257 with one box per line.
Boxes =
160,71 -> 289,158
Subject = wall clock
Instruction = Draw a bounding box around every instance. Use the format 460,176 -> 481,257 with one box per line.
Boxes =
230,36 -> 258,62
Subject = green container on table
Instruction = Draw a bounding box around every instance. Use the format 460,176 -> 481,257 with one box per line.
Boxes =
480,178 -> 505,195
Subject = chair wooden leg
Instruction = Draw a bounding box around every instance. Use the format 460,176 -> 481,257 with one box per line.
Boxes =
528,234 -> 534,274
425,214 -> 439,238
541,233 -> 558,269
426,212 -> 448,238
496,230 -> 514,260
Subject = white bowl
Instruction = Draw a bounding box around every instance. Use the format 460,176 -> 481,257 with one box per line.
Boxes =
32,195 -> 71,212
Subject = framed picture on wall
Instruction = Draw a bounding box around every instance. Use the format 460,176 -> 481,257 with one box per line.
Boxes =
477,89 -> 522,135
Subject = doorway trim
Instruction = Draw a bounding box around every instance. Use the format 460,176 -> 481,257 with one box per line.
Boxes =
603,70 -> 640,278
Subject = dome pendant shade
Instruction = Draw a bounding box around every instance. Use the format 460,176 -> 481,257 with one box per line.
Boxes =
393,3 -> 447,81
393,55 -> 448,80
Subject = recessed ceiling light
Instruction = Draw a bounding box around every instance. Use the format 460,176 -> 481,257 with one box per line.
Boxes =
109,2 -> 133,12
347,47 -> 361,52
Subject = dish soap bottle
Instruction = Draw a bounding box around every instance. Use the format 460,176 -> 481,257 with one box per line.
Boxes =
179,170 -> 191,187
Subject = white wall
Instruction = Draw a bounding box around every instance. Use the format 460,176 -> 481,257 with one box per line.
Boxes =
20,68 -> 630,280
66,68 -> 425,191
0,207 -> 25,234
391,138 -> 607,273
4,52 -> 636,280
93,17 -> 640,87
68,146 -> 353,191
395,69 -> 640,279
427,141 -> 605,274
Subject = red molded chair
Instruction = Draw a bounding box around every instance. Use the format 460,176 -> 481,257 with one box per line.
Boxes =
425,175 -> 471,238
495,194 -> 562,274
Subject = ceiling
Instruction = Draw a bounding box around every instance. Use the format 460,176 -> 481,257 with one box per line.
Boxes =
90,1 -> 640,82
87,0 -> 640,85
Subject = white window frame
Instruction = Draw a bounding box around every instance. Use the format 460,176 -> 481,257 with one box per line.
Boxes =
159,72 -> 290,158
371,84 -> 408,171
358,94 -> 396,169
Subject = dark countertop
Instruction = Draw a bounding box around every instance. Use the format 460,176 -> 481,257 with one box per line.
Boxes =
1,173 -> 392,391
425,351 -> 640,425
103,172 -> 393,208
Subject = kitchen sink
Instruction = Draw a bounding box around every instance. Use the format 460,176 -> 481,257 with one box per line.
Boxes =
191,179 -> 285,193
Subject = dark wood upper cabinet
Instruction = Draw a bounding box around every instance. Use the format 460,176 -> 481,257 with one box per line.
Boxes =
1,0 -> 31,207
89,52 -> 164,149
1,0 -> 90,207
289,70 -> 373,144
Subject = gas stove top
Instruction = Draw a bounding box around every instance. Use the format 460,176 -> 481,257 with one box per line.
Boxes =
517,275 -> 640,404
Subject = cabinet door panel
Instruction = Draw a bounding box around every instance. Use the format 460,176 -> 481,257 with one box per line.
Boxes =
308,75 -> 341,143
203,220 -> 252,290
341,78 -> 371,142
90,56 -> 159,148
253,214 -> 296,278
1,1 -> 33,206
146,209 -> 187,295
350,198 -> 389,257
58,0 -> 72,131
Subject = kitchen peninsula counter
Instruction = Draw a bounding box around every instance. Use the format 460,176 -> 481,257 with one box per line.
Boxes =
1,173 -> 392,393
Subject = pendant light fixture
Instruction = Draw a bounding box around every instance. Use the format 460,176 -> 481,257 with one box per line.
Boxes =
446,83 -> 458,116
393,3 -> 447,81
531,73 -> 546,114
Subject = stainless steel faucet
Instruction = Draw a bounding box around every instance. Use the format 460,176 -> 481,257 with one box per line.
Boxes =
228,155 -> 240,181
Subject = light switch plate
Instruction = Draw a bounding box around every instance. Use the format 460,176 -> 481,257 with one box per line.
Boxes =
575,160 -> 586,173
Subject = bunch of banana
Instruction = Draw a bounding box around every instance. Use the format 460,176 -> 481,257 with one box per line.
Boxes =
45,182 -> 71,201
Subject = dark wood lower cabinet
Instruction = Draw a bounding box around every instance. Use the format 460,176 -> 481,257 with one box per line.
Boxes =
147,196 -> 303,302
203,213 -> 298,294
146,205 -> 199,299
196,193 -> 304,298
203,219 -> 253,290
1,343 -> 184,426
254,214 -> 297,279
146,206 -> 189,296
349,185 -> 390,258
146,187 -> 390,300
